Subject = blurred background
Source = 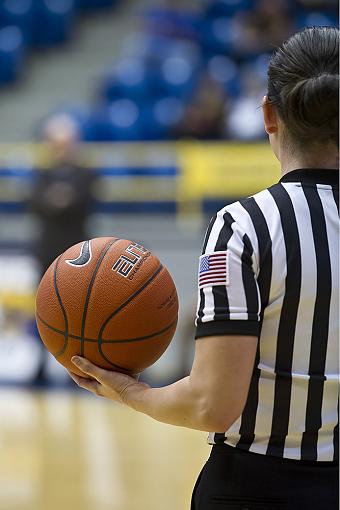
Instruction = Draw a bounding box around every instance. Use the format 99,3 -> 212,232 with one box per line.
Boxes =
0,1 -> 338,509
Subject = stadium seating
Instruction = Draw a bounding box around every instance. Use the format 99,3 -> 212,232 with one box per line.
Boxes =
0,0 -> 120,85
31,0 -> 76,47
0,26 -> 25,84
100,58 -> 153,102
77,2 -> 339,142
0,0 -> 35,44
206,55 -> 241,97
0,0 -> 338,141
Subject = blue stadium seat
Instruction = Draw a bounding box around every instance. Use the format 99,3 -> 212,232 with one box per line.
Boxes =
100,58 -> 152,102
136,102 -> 162,141
137,35 -> 175,61
0,26 -> 25,84
252,53 -> 271,81
155,55 -> 199,99
141,7 -> 201,40
0,0 -> 35,44
152,96 -> 184,139
199,17 -> 237,56
89,97 -> 183,142
108,99 -> 141,141
100,50 -> 200,103
39,106 -> 107,142
89,100 -> 141,141
139,97 -> 184,140
135,35 -> 201,69
32,0 -> 76,47
206,55 -> 241,97
204,0 -> 253,17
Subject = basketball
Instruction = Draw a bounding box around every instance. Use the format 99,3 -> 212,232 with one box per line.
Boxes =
35,237 -> 178,376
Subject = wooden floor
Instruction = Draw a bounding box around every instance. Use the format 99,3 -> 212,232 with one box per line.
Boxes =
0,389 -> 209,510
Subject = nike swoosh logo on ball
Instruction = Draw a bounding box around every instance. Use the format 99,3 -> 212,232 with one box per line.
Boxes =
66,240 -> 92,267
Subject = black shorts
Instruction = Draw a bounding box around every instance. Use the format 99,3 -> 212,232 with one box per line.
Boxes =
191,444 -> 339,510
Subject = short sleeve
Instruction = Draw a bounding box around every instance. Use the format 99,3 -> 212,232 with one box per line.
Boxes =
195,209 -> 261,338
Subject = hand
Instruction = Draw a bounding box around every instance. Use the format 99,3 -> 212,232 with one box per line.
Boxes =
68,356 -> 150,405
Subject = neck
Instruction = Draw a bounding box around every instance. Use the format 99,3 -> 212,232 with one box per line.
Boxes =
279,147 -> 339,177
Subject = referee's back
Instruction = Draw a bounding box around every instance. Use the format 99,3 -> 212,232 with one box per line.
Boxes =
192,25 -> 339,510
197,168 -> 339,462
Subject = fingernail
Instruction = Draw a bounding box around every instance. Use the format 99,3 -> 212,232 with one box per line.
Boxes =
72,356 -> 81,365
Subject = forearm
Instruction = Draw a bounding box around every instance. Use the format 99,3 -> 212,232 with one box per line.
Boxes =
123,376 -> 222,432
70,334 -> 258,433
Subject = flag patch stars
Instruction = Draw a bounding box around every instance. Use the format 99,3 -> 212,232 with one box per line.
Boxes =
198,251 -> 229,289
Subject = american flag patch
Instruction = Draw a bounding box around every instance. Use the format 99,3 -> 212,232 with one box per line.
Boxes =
198,251 -> 229,289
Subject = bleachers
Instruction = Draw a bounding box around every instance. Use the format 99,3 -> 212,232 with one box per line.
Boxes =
0,1 -> 338,141
0,0 -> 119,83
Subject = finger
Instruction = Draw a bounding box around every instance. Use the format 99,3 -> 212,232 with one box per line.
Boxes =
68,371 -> 79,384
68,370 -> 90,385
69,370 -> 102,395
71,356 -> 108,383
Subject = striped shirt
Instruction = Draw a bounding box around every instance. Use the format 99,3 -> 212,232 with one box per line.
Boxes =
195,168 -> 339,462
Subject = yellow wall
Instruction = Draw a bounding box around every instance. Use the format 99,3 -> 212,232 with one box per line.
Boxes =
177,142 -> 280,200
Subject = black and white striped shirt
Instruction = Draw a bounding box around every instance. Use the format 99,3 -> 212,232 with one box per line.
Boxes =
195,168 -> 339,462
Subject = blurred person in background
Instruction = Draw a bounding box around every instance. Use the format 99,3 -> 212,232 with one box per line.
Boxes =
175,74 -> 227,140
29,114 -> 94,385
69,27 -> 339,510
226,63 -> 266,140
30,113 -> 95,276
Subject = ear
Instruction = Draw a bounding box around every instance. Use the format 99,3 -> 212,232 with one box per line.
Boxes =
262,96 -> 279,135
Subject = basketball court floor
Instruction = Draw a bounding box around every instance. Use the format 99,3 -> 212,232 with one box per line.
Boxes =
0,388 -> 209,510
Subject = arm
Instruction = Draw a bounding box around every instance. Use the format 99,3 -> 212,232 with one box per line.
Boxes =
70,206 -> 261,431
70,334 -> 257,432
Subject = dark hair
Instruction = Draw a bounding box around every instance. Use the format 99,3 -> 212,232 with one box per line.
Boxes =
268,27 -> 339,147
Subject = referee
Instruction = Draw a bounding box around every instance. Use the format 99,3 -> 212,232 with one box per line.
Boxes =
69,27 -> 339,509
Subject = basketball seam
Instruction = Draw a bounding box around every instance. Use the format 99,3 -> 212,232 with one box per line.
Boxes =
97,264 -> 166,367
52,237 -> 119,358
79,238 -> 120,356
53,256 -> 69,357
44,245 -> 175,370
36,312 -> 177,344
98,264 -> 164,339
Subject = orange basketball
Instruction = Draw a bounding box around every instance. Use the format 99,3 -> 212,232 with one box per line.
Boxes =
35,237 -> 178,376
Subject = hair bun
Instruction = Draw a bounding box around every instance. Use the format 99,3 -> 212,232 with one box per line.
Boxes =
285,74 -> 339,143
267,27 -> 339,147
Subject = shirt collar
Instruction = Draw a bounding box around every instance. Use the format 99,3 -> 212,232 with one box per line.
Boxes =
280,168 -> 339,186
